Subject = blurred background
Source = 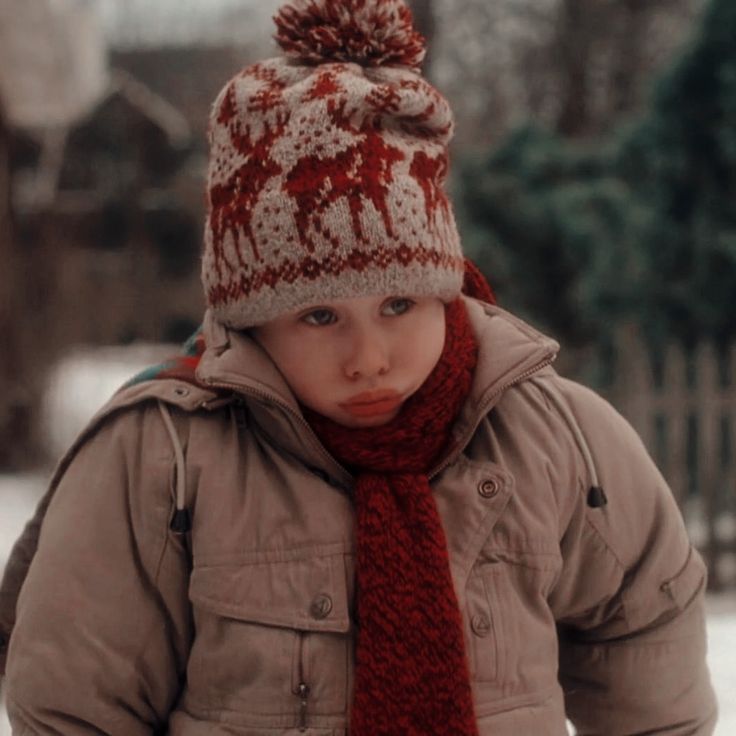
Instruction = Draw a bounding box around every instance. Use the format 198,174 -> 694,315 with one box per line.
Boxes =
0,0 -> 734,731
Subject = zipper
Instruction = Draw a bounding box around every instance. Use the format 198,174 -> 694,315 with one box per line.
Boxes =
293,631 -> 310,731
296,681 -> 310,732
201,377 -> 352,485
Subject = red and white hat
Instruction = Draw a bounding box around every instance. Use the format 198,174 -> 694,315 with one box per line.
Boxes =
202,0 -> 465,328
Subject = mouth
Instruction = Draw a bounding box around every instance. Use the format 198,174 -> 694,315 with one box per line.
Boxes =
340,390 -> 403,418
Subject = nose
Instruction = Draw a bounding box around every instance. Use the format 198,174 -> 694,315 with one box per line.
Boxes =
342,324 -> 390,379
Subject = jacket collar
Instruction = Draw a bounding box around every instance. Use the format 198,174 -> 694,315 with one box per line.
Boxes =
451,298 -> 559,456
195,297 -> 559,486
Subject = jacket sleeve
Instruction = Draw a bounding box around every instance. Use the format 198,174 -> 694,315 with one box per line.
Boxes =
547,378 -> 718,736
4,402 -> 193,735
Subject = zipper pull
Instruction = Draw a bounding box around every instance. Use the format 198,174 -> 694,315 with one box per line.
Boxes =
297,681 -> 310,731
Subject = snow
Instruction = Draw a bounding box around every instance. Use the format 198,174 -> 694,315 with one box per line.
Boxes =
96,0 -> 282,49
0,346 -> 735,732
41,342 -> 176,459
705,595 -> 736,734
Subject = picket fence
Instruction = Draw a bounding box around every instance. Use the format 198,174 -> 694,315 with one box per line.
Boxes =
595,326 -> 736,591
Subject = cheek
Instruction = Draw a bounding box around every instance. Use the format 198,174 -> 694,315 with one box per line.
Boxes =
271,340 -> 333,398
426,320 -> 447,370
402,312 -> 446,379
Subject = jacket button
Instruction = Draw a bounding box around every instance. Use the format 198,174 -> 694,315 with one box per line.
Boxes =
471,614 -> 491,637
310,594 -> 333,620
478,478 -> 500,499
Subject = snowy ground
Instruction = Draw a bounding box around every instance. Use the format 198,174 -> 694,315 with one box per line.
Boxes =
0,347 -> 734,732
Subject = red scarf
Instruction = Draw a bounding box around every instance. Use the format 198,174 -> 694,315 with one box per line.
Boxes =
303,295 -> 481,735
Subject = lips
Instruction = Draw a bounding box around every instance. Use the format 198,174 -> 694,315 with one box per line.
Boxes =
340,390 -> 403,418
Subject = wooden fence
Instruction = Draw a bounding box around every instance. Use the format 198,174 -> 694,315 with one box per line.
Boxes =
597,326 -> 736,591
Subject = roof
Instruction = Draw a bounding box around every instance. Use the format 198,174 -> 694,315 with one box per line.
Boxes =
0,0 -> 108,130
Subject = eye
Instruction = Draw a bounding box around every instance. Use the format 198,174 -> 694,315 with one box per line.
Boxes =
383,298 -> 415,316
301,308 -> 337,326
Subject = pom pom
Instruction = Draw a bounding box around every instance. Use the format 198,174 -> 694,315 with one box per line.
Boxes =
274,0 -> 426,71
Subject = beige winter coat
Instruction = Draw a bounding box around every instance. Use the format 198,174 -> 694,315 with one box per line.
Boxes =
1,298 -> 717,735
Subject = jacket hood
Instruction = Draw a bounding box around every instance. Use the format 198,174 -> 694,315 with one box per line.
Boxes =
191,297 -> 559,484
112,297 -> 558,486
112,298 -> 559,485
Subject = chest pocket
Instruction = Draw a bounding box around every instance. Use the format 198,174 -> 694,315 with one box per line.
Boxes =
187,550 -> 352,729
465,549 -> 562,708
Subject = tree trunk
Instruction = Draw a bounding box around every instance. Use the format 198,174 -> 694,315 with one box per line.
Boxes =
608,0 -> 654,117
0,105 -> 44,469
554,0 -> 596,137
408,0 -> 436,78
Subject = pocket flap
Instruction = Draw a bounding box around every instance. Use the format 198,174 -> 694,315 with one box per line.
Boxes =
189,552 -> 351,633
659,544 -> 707,610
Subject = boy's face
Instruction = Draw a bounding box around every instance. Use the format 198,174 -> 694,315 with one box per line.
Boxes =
251,295 -> 446,428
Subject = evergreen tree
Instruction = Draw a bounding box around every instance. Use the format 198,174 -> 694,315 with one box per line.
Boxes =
458,0 -> 736,353
618,0 -> 736,347
458,127 -> 648,349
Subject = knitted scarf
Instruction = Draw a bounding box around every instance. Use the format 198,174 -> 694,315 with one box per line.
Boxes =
303,296 -> 481,736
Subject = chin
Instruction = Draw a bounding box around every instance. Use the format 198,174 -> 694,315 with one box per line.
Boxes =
334,409 -> 401,428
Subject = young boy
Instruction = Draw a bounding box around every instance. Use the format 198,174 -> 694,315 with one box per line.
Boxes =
1,1 -> 717,734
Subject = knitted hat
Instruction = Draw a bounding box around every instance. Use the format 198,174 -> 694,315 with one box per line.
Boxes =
202,0 -> 465,328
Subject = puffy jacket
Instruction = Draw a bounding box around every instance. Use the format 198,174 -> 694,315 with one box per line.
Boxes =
1,298 -> 717,735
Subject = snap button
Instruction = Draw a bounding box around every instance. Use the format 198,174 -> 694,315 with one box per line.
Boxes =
478,478 -> 500,499
310,594 -> 333,620
471,614 -> 491,638
173,387 -> 190,397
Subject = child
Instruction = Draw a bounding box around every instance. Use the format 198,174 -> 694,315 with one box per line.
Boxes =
1,1 -> 717,733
